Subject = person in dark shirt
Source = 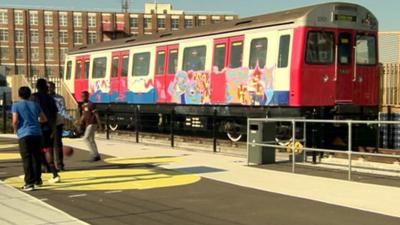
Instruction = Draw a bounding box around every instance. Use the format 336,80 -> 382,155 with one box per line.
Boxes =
79,91 -> 102,161
30,78 -> 60,183
12,86 -> 47,191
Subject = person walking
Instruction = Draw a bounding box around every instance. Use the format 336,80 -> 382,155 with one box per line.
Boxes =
12,86 -> 47,191
48,81 -> 73,171
79,91 -> 102,161
31,78 -> 60,183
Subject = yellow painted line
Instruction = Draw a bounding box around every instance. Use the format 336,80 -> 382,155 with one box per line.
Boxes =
104,156 -> 182,165
0,144 -> 18,150
0,153 -> 20,161
4,168 -> 200,191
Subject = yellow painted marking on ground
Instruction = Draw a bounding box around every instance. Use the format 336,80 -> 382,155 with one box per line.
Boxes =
4,168 -> 200,191
0,144 -> 18,150
0,153 -> 20,160
104,156 -> 182,165
62,138 -> 78,144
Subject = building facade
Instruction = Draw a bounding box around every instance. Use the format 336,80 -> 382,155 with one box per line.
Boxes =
0,3 -> 238,77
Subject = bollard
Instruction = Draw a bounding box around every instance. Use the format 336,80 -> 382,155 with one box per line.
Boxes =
135,105 -> 140,143
170,109 -> 175,148
212,109 -> 217,153
2,92 -> 6,134
105,107 -> 110,140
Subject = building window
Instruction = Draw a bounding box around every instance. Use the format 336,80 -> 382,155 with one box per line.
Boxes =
30,66 -> 39,76
30,48 -> 39,61
45,48 -> 54,60
29,12 -> 38,25
16,66 -> 25,75
30,30 -> 39,43
211,19 -> 220,24
0,11 -> 8,24
0,29 -> 8,41
59,14 -> 67,26
59,31 -> 68,44
184,19 -> 193,28
44,13 -> 53,26
15,47 -> 24,60
14,12 -> 23,25
144,18 -> 152,29
198,19 -> 206,26
73,14 -> 82,27
45,67 -> 54,76
60,48 -> 68,61
157,18 -> 165,28
73,31 -> 82,44
15,30 -> 24,42
171,18 -> 179,29
45,31 -> 53,43
129,17 -> 138,27
0,47 -> 9,59
88,15 -> 96,27
88,32 -> 97,44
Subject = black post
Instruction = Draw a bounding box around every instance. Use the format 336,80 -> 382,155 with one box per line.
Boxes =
213,108 -> 217,153
135,105 -> 139,143
2,92 -> 6,134
170,108 -> 175,148
105,106 -> 110,140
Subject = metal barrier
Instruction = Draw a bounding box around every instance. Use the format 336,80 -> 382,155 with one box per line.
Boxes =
247,118 -> 400,180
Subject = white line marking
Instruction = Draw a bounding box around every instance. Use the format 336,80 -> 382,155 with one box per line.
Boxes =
104,190 -> 122,194
68,194 -> 87,198
39,198 -> 48,201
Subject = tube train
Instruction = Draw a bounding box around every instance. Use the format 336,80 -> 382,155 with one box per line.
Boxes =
63,2 -> 379,142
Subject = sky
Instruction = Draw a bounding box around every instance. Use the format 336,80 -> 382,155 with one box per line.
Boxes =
0,0 -> 398,31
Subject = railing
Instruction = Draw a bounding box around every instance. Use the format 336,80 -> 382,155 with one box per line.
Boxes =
247,118 -> 400,181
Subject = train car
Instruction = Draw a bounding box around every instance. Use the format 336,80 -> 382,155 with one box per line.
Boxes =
63,2 -> 379,143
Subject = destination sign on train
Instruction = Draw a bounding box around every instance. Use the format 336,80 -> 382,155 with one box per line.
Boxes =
334,14 -> 357,22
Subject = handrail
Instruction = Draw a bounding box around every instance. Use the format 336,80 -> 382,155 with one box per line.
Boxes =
247,117 -> 400,181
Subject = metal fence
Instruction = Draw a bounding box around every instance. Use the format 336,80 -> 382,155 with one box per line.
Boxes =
247,118 -> 400,181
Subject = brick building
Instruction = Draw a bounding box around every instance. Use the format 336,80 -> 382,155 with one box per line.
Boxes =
0,3 -> 238,77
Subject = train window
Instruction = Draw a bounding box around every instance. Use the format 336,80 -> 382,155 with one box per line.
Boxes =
356,34 -> 376,65
156,51 -> 166,75
75,61 -> 81,79
338,33 -> 352,64
122,55 -> 128,77
305,31 -> 334,64
214,44 -> 226,71
230,41 -> 243,68
84,60 -> 90,79
278,35 -> 290,68
92,57 -> 107,78
249,38 -> 268,69
183,46 -> 206,71
168,49 -> 178,74
111,56 -> 119,77
65,61 -> 72,80
132,52 -> 150,76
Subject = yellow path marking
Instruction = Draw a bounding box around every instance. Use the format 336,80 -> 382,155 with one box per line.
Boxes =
105,156 -> 182,165
0,144 -> 18,150
5,168 -> 200,191
0,153 -> 20,160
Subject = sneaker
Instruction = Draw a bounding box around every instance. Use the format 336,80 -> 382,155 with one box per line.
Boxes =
90,156 -> 101,162
21,185 -> 34,192
48,176 -> 61,184
34,180 -> 43,188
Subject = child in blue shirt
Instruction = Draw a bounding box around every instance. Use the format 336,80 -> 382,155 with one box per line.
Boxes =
12,86 -> 47,191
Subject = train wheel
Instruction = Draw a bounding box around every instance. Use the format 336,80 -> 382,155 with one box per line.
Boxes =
109,124 -> 119,131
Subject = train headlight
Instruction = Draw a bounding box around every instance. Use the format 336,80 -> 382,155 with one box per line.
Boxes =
322,74 -> 329,83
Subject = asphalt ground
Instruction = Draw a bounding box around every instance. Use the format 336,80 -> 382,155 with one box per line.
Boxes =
1,137 -> 399,225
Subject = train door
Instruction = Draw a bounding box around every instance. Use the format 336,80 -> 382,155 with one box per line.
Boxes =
275,30 -> 292,104
110,50 -> 129,102
335,31 -> 354,103
74,55 -> 90,102
352,33 -> 379,105
155,44 -> 178,103
211,35 -> 244,103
